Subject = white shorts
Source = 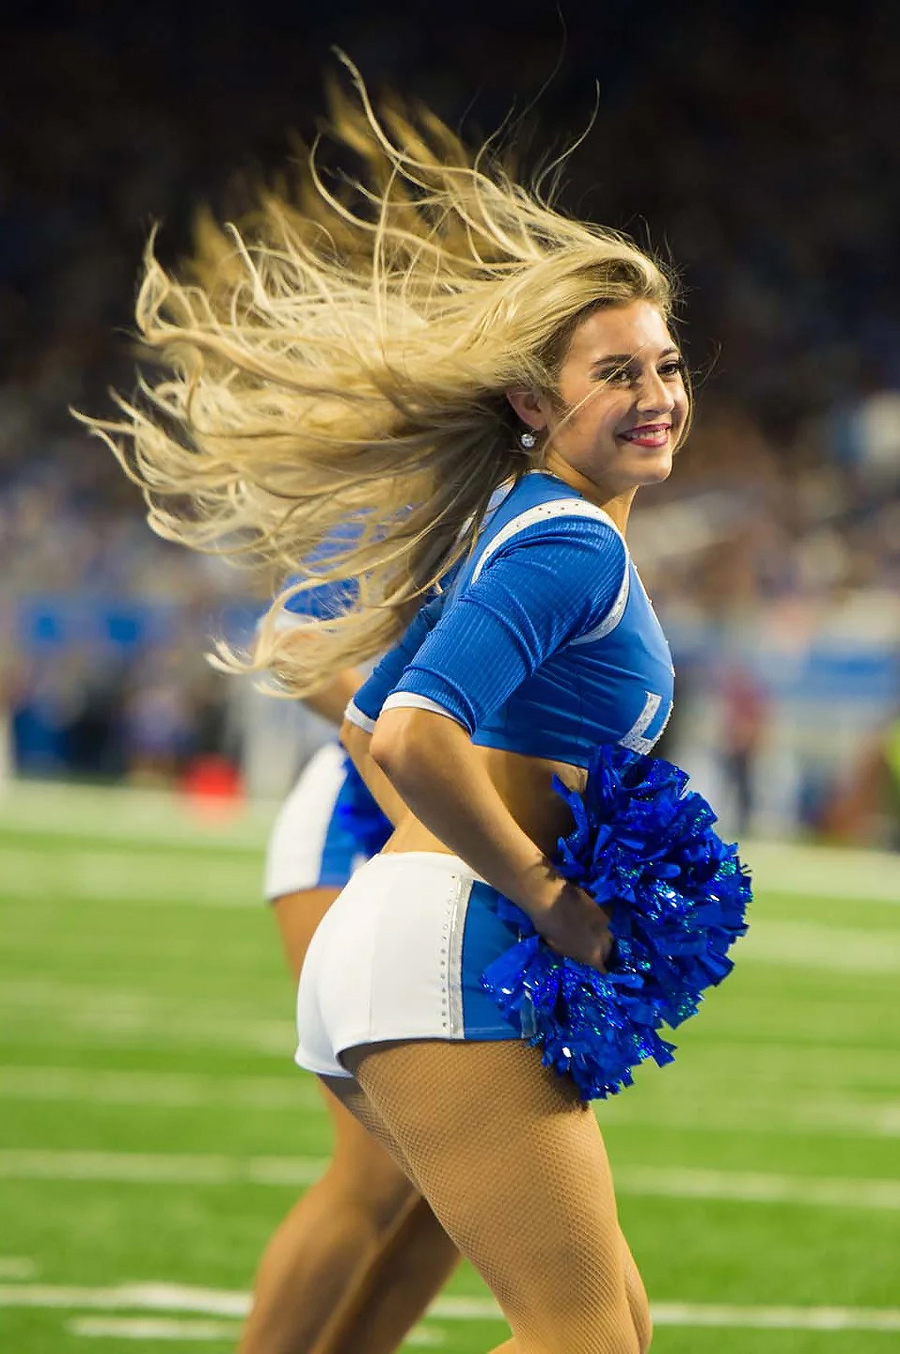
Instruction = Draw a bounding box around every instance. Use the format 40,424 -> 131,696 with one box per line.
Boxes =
264,743 -> 367,899
295,852 -> 525,1078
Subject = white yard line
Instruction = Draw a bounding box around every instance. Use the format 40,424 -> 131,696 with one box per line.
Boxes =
650,1303 -> 900,1332
0,847 -> 261,907
0,1150 -> 326,1187
603,1096 -> 900,1139
5,1065 -> 900,1138
2,1150 -> 899,1209
0,981 -> 295,1055
0,1258 -> 36,1279
68,1317 -> 242,1343
0,781 -> 275,850
2,778 -> 898,904
3,1282 -> 900,1334
735,920 -> 900,973
614,1165 -> 900,1210
2,850 -> 895,908
0,1067 -> 323,1113
68,1316 -> 443,1344
0,1282 -> 251,1317
740,840 -> 900,905
6,979 -> 900,1083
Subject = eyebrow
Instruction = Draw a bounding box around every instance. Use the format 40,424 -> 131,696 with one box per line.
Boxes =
590,346 -> 681,369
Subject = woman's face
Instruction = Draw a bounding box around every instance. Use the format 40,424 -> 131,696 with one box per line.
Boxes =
511,300 -> 689,505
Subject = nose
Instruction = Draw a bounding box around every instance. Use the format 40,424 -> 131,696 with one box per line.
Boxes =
635,366 -> 675,416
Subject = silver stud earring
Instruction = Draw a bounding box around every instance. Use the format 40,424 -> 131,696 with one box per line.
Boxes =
519,429 -> 537,450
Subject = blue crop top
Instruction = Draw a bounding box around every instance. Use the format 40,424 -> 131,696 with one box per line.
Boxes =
348,472 -> 674,768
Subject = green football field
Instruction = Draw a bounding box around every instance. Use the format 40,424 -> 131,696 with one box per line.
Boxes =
1,780 -> 899,1353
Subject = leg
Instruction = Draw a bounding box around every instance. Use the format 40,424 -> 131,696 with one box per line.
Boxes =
619,1232 -> 652,1353
273,886 -> 341,987
320,1072 -> 659,1350
461,1238 -> 649,1354
240,889 -> 458,1354
309,1088 -> 458,1354
242,1080 -> 458,1354
342,1038 -> 645,1354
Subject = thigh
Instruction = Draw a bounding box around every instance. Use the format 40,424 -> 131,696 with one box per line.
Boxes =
618,1230 -> 652,1353
272,886 -> 340,981
322,1073 -> 424,1196
343,1039 -> 636,1352
277,889 -> 423,1204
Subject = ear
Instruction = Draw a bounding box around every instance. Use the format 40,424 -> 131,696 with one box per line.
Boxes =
506,388 -> 550,431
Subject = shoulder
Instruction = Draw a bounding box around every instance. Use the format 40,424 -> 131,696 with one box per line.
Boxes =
472,494 -> 626,583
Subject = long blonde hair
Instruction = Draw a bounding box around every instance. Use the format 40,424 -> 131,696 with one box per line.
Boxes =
86,59 -> 679,695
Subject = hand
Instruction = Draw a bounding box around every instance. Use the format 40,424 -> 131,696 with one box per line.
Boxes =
532,881 -> 614,971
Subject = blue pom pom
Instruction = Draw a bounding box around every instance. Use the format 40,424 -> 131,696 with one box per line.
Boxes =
482,745 -> 752,1101
335,754 -> 393,857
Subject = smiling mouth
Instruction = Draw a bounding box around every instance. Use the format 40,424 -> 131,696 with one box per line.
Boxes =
619,424 -> 672,446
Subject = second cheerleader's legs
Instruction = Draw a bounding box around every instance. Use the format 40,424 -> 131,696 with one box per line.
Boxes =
330,1038 -> 652,1354
239,887 -> 459,1354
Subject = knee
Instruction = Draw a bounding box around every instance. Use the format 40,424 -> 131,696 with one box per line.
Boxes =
524,1289 -> 646,1354
633,1301 -> 653,1354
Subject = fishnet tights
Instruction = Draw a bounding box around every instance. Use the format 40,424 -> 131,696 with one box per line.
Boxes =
326,1039 -> 650,1354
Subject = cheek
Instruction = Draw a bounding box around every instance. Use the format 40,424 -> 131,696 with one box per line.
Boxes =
566,385 -> 624,427
594,397 -> 629,438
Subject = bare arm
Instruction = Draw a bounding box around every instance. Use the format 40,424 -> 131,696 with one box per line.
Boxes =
302,668 -> 366,725
340,715 -> 409,828
300,663 -> 410,821
272,619 -> 365,725
369,707 -> 612,969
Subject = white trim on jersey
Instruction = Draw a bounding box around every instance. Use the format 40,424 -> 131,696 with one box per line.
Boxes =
569,565 -> 631,645
468,498 -> 630,643
343,699 -> 377,734
381,691 -> 467,725
470,497 -> 623,583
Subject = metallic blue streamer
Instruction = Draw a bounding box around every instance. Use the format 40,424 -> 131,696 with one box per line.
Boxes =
482,745 -> 752,1101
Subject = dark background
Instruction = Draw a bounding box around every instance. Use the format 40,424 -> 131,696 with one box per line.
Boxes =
6,0 -> 900,429
1,0 -> 898,838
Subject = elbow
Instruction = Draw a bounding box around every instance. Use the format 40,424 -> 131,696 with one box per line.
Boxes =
339,714 -> 373,768
370,708 -> 429,785
369,716 -> 400,776
370,706 -> 469,789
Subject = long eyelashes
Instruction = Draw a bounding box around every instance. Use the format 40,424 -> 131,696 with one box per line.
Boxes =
593,359 -> 685,386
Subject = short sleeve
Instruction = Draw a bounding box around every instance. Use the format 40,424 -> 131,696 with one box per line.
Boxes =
386,516 -> 627,733
346,594 -> 447,732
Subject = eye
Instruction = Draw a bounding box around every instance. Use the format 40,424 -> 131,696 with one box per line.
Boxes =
659,358 -> 686,379
595,366 -> 633,385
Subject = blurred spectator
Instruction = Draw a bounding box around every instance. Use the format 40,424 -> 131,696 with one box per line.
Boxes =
820,706 -> 900,847
1,2 -> 898,833
119,652 -> 196,785
718,665 -> 770,835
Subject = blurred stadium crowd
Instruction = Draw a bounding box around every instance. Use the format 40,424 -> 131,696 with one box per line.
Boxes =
1,2 -> 898,842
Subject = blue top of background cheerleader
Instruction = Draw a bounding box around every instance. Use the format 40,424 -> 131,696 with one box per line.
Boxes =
353,471 -> 675,769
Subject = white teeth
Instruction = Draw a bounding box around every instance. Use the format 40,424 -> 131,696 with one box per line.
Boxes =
623,429 -> 668,441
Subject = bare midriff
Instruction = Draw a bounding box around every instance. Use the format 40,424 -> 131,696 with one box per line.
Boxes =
381,744 -> 587,860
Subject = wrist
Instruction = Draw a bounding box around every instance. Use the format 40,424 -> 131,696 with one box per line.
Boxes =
510,857 -> 572,919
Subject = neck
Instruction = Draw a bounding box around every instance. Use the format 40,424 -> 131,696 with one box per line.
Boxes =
539,458 -> 637,534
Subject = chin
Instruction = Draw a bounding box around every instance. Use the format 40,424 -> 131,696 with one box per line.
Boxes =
637,454 -> 674,485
